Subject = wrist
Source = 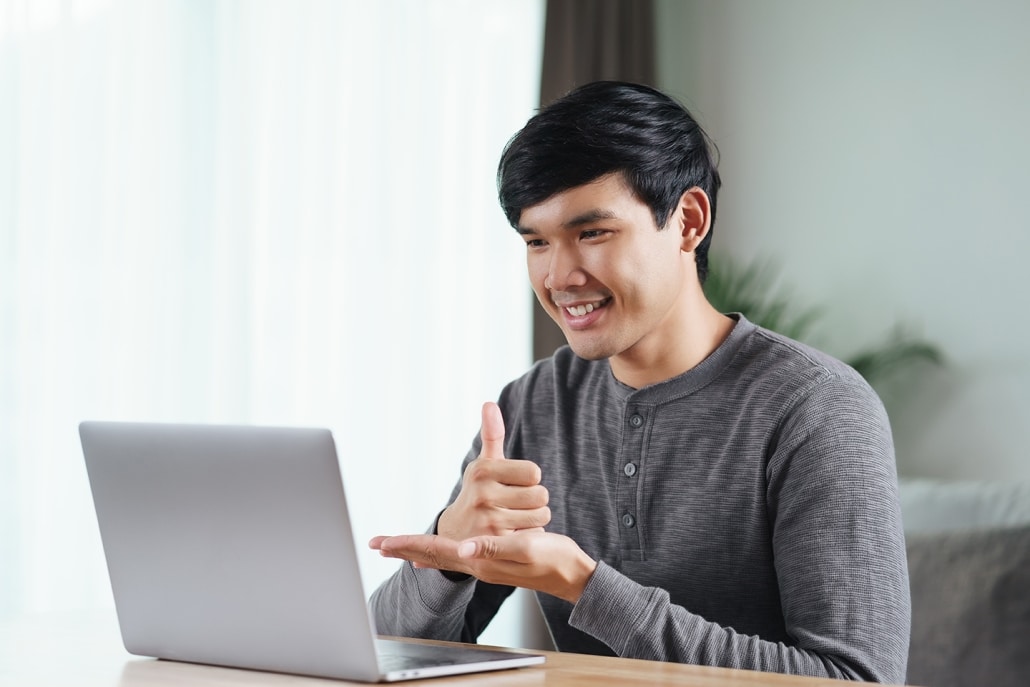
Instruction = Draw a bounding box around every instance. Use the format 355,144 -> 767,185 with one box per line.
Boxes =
559,553 -> 598,604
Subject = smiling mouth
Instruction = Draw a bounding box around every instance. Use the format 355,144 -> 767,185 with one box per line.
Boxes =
566,303 -> 595,317
559,297 -> 611,318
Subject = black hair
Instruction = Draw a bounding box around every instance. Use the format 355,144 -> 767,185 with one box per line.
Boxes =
497,81 -> 722,282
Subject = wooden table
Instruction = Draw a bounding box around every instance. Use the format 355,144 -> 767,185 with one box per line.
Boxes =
0,611 -> 903,686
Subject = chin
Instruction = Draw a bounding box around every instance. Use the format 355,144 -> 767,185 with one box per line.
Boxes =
565,339 -> 614,362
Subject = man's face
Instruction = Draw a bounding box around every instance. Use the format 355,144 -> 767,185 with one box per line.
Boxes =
516,174 -> 695,366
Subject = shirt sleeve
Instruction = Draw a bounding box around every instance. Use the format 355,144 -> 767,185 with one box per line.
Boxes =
369,549 -> 520,642
569,375 -> 911,684
368,561 -> 476,640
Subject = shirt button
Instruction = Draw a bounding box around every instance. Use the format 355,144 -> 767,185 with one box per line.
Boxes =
629,414 -> 643,428
623,462 -> 637,477
621,513 -> 636,528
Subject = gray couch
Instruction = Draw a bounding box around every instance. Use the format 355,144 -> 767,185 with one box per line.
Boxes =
900,479 -> 1030,687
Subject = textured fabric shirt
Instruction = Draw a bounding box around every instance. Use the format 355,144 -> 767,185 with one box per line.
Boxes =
369,315 -> 911,683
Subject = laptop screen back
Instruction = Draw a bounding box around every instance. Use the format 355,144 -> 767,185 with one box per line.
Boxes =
80,421 -> 383,681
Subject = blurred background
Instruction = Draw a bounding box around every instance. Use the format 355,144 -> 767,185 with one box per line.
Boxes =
2,0 -> 1029,650
0,0 -> 543,645
656,0 -> 1030,484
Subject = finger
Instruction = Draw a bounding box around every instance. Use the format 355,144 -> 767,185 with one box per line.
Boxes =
465,457 -> 542,488
457,534 -> 521,561
374,533 -> 434,553
368,535 -> 390,550
490,501 -> 550,531
467,507 -> 549,536
496,483 -> 549,509
479,401 -> 506,461
373,534 -> 463,571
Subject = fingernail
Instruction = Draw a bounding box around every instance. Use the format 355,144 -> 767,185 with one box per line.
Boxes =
457,541 -> 476,558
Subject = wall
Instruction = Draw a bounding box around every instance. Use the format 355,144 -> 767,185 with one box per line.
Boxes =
655,0 -> 1030,481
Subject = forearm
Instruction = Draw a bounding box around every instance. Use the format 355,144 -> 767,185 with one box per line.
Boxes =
368,561 -> 475,641
570,562 -> 904,682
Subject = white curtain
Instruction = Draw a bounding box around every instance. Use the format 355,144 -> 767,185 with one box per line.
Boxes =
0,0 -> 542,632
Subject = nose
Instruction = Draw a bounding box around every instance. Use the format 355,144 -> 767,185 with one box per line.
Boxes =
543,245 -> 587,292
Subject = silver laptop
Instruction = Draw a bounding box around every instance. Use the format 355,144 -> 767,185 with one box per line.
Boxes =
79,421 -> 545,682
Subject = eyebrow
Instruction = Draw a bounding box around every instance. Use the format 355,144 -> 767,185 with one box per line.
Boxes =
515,208 -> 621,235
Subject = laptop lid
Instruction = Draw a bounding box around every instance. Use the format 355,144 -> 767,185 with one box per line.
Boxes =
79,421 -> 544,682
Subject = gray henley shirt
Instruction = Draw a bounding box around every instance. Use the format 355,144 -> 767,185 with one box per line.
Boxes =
369,315 -> 911,683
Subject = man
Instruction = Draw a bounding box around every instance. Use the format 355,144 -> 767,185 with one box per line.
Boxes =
369,81 -> 910,683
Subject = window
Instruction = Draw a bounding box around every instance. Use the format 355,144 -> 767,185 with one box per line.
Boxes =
0,0 -> 542,621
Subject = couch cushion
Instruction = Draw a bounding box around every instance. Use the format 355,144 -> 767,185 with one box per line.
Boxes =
906,523 -> 1030,687
899,478 -> 1030,534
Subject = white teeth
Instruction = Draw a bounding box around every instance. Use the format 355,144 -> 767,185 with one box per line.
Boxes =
566,303 -> 596,317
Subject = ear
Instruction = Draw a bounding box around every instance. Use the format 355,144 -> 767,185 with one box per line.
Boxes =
670,187 -> 712,253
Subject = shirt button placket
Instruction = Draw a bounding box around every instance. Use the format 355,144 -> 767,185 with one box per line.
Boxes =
620,408 -> 645,547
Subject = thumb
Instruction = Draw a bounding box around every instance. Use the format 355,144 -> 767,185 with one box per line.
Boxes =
479,401 -> 506,461
457,536 -> 500,560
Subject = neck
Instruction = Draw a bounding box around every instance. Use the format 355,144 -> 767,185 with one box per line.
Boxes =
609,300 -> 735,390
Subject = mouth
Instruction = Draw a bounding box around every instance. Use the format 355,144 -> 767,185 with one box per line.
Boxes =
564,301 -> 602,317
555,296 -> 612,328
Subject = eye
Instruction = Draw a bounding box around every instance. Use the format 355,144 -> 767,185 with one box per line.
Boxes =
580,229 -> 609,240
524,238 -> 547,249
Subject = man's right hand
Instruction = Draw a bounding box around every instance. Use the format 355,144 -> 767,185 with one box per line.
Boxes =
436,402 -> 550,541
